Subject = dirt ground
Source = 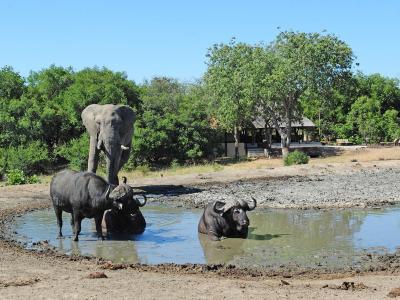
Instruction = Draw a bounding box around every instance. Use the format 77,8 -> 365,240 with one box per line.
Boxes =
1,153 -> 400,299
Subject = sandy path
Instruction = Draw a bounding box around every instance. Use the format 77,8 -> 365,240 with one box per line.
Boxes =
1,160 -> 400,299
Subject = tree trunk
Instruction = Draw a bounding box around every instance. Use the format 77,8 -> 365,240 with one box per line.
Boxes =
281,104 -> 292,159
281,135 -> 290,159
263,126 -> 272,158
234,125 -> 240,159
264,126 -> 272,149
276,116 -> 292,159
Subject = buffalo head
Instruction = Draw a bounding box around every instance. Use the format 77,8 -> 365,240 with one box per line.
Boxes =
108,177 -> 147,212
213,197 -> 257,230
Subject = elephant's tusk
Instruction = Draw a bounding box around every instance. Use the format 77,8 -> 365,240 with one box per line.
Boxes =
121,145 -> 129,150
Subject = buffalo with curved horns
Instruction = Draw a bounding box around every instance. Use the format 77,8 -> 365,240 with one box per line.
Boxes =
50,170 -> 136,241
198,197 -> 257,241
101,177 -> 147,235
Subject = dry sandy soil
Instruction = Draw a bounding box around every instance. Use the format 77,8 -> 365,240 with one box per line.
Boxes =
1,150 -> 400,299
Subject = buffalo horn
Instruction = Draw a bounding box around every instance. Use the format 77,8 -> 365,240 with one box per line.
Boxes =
212,201 -> 225,214
247,197 -> 257,211
103,185 -> 111,199
213,200 -> 238,214
133,194 -> 147,207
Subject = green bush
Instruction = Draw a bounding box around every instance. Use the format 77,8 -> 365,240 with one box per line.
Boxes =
284,150 -> 309,166
170,159 -> 180,170
6,169 -> 42,185
56,134 -> 89,171
6,169 -> 26,185
0,141 -> 49,176
27,174 -> 41,184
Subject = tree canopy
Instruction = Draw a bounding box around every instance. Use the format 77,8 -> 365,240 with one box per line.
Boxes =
0,30 -> 399,177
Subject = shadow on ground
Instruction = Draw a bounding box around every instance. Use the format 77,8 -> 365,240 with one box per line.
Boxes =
135,185 -> 203,197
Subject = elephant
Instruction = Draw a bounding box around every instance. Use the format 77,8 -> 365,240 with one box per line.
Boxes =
82,104 -> 136,185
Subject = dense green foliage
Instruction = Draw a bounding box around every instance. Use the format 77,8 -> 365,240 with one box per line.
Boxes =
131,77 -> 220,166
0,31 -> 399,179
0,141 -> 49,177
300,72 -> 400,143
283,150 -> 310,166
0,67 -> 220,179
0,65 -> 145,180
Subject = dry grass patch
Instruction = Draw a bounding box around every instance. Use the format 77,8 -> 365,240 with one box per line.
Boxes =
311,147 -> 400,164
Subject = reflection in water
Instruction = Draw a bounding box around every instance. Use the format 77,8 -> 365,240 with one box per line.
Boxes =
247,228 -> 287,241
13,206 -> 400,268
198,234 -> 246,264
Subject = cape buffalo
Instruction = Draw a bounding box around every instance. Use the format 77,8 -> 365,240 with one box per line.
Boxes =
102,181 -> 147,235
198,197 -> 257,241
50,170 -> 135,241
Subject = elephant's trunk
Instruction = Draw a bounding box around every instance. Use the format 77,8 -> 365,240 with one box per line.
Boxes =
104,141 -> 122,185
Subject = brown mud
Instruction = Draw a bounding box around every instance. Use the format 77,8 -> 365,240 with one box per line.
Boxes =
1,160 -> 400,299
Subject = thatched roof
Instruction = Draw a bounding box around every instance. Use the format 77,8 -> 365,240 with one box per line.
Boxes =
252,116 -> 316,129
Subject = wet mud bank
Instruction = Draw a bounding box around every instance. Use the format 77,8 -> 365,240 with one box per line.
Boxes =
157,167 -> 400,209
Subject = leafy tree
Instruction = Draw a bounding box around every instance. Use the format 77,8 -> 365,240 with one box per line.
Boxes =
61,67 -> 141,127
346,96 -> 384,144
382,109 -> 400,141
26,65 -> 74,101
0,141 -> 49,176
355,73 -> 400,112
177,83 -> 219,163
17,66 -> 75,150
204,39 -> 255,158
246,31 -> 354,157
0,66 -> 25,99
300,77 -> 357,142
131,77 -> 216,166
0,65 -> 142,175
0,67 -> 29,148
56,134 -> 89,171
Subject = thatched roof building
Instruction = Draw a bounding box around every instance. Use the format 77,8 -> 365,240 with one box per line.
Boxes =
251,116 -> 316,129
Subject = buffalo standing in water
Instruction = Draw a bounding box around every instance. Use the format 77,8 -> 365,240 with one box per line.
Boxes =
102,178 -> 147,235
50,170 -> 135,241
198,198 -> 257,241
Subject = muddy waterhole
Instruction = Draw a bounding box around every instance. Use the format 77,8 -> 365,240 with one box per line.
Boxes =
13,206 -> 400,268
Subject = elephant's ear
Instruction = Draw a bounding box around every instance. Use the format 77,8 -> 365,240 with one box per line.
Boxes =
116,105 -> 136,123
81,104 -> 101,133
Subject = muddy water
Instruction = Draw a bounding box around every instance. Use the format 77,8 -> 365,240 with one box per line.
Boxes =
13,206 -> 400,268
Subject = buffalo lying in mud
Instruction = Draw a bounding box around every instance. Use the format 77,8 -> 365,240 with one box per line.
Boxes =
198,198 -> 257,241
102,178 -> 147,235
50,170 -> 136,241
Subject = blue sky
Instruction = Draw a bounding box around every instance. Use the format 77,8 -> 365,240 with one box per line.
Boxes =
1,0 -> 399,83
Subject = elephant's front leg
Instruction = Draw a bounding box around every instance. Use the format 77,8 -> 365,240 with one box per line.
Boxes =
88,135 -> 100,173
